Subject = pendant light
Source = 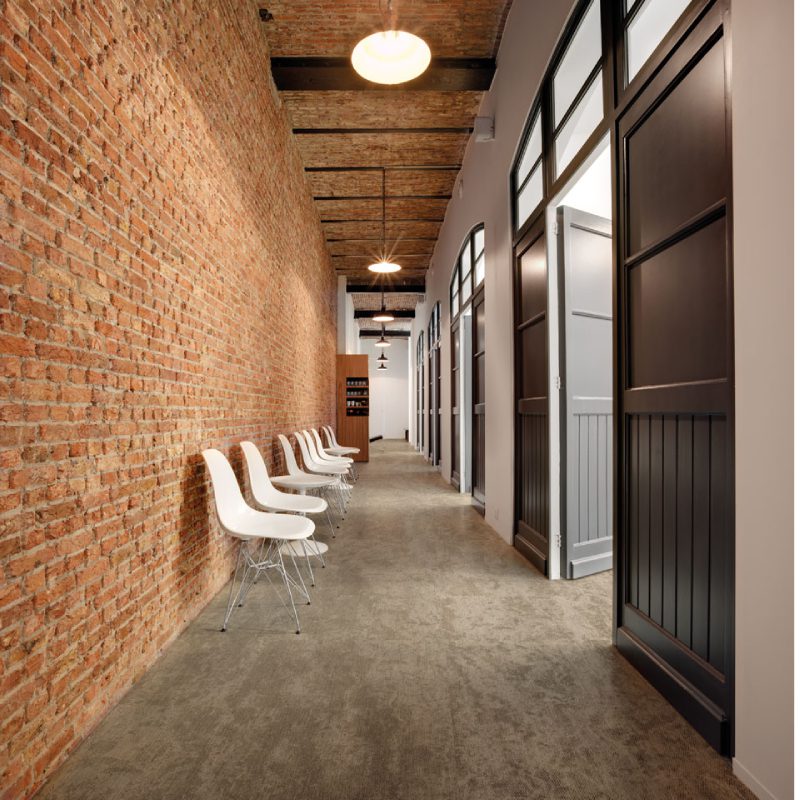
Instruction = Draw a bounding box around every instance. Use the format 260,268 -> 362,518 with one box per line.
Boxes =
375,323 -> 391,348
368,169 -> 402,274
377,352 -> 388,363
372,287 -> 395,322
377,361 -> 388,370
351,1 -> 431,86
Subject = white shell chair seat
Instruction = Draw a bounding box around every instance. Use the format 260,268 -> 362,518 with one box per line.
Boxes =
295,432 -> 349,476
307,429 -> 352,466
202,448 -> 313,633
240,441 -> 330,576
277,433 -> 346,521
323,425 -> 360,456
311,428 -> 353,464
295,431 -> 352,518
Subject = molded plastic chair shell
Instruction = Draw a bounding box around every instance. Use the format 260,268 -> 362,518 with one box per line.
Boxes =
295,432 -> 349,475
201,449 -> 313,542
324,425 -> 360,455
241,441 -> 326,515
311,429 -> 353,464
307,429 -> 352,465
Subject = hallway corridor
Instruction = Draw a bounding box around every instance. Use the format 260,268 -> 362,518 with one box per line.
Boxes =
39,441 -> 752,800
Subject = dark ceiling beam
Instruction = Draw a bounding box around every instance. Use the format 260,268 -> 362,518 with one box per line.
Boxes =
295,127 -> 472,135
346,284 -> 425,294
272,57 -> 495,92
326,237 -> 439,242
321,217 -> 444,224
332,253 -> 433,259
354,309 -> 416,319
314,195 -> 451,200
306,165 -> 461,172
359,330 -> 412,338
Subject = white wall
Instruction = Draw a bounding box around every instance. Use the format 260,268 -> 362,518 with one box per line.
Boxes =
368,338 -> 410,440
408,0 -> 794,796
731,1 -> 794,798
410,0 -> 575,531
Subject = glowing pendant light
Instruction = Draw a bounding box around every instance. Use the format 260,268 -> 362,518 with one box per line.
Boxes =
377,352 -> 388,363
368,170 -> 402,273
375,323 -> 391,348
373,288 -> 395,322
377,361 -> 388,370
351,2 -> 430,86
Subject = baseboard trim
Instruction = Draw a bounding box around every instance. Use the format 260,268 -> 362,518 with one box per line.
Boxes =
732,759 -> 781,800
616,626 -> 729,755
514,534 -> 547,574
570,552 -> 612,578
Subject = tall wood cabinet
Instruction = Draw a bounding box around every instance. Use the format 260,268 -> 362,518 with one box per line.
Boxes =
336,354 -> 369,463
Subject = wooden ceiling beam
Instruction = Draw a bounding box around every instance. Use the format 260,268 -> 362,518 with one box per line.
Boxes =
272,57 -> 495,92
314,195 -> 451,200
346,284 -> 425,293
354,310 -> 416,319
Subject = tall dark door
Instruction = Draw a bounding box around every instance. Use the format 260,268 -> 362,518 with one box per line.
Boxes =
514,222 -> 549,573
427,339 -> 433,461
416,334 -> 424,451
614,1 -> 734,754
451,324 -> 460,487
472,290 -> 486,508
558,207 -> 613,578
434,346 -> 441,466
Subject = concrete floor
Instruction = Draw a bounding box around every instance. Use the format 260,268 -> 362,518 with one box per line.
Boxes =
38,440 -> 753,800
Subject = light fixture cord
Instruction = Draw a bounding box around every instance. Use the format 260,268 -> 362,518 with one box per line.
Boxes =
380,0 -> 396,31
381,166 -> 386,257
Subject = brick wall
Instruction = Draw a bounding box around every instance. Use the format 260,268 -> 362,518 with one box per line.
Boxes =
0,2 -> 337,797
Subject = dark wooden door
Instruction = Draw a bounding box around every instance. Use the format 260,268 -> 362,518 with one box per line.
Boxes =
451,324 -> 460,487
472,290 -> 486,508
614,1 -> 734,755
416,334 -> 424,451
558,207 -> 613,578
434,345 -> 442,466
514,220 -> 549,573
427,336 -> 433,461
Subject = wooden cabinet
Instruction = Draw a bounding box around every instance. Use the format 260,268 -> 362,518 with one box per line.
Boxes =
336,354 -> 369,462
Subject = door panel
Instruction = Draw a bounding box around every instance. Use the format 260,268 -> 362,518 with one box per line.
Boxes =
472,291 -> 486,507
451,325 -> 460,487
558,207 -> 613,579
615,2 -> 733,755
514,227 -> 548,572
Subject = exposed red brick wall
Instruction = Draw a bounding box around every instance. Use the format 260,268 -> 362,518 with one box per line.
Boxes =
0,2 -> 336,797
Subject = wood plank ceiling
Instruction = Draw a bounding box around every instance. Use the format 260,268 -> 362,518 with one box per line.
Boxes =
259,0 -> 512,291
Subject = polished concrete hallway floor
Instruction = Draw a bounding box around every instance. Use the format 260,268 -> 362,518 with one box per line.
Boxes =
39,440 -> 753,800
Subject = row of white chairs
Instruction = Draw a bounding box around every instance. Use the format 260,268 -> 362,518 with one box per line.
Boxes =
202,426 -> 360,634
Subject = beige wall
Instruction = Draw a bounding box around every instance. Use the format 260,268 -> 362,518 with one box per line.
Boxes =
731,1 -> 794,798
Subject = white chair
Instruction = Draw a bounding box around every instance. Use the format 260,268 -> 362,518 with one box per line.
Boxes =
295,431 -> 351,514
323,425 -> 360,480
277,434 -> 345,520
311,428 -> 353,466
306,429 -> 357,486
240,441 -> 332,586
202,448 -> 313,634
323,425 -> 360,457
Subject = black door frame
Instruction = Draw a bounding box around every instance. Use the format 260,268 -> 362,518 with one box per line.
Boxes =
509,0 -> 734,754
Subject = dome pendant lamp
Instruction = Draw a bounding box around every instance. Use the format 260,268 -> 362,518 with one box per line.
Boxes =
377,352 -> 388,363
375,323 -> 391,348
373,287 -> 395,322
368,169 -> 402,274
351,1 -> 431,86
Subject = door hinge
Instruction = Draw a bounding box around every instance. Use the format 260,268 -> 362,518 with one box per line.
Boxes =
551,221 -> 560,236
554,376 -> 563,390
554,532 -> 562,549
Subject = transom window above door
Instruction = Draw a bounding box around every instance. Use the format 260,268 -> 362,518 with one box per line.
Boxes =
450,224 -> 486,321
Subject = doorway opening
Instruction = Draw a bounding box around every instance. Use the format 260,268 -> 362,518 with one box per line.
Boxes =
546,135 -> 612,580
